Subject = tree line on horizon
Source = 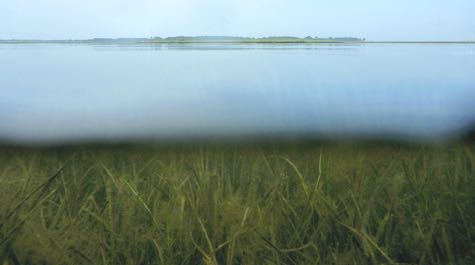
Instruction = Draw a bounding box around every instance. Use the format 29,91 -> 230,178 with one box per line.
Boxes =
149,36 -> 365,42
0,36 -> 366,43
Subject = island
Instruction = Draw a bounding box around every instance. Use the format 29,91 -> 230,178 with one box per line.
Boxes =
1,36 -> 474,44
0,36 -> 365,44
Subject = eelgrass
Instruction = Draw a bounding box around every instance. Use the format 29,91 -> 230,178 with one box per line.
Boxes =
1,142 -> 474,264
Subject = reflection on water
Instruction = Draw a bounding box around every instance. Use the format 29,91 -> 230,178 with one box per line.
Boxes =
0,43 -> 474,144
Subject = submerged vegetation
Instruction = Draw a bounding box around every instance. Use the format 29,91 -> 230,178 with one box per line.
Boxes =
1,142 -> 474,264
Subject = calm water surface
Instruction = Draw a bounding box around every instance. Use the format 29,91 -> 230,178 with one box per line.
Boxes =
0,43 -> 474,143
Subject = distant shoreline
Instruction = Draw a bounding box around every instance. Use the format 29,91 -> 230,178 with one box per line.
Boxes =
1,36 -> 474,45
1,40 -> 473,45
144,40 -> 475,44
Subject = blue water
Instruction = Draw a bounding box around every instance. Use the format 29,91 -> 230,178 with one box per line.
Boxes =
0,43 -> 474,143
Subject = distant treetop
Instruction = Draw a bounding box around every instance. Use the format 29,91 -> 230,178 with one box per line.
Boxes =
148,36 -> 365,43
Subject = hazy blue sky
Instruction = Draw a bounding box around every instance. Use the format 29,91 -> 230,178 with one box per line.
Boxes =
1,0 -> 474,40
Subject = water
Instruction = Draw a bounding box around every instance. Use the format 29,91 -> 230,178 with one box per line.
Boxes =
0,43 -> 474,144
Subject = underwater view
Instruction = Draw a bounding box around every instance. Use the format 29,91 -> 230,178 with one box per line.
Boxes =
1,43 -> 475,143
1,1 -> 475,264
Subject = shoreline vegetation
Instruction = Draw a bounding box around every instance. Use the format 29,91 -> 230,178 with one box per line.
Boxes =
1,36 -> 474,44
1,142 -> 475,264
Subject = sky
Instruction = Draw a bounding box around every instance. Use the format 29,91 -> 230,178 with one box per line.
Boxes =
0,0 -> 474,41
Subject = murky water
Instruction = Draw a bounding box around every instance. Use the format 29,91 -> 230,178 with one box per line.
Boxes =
0,43 -> 474,143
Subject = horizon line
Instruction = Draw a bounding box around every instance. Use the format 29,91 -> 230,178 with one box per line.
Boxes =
1,35 -> 475,43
